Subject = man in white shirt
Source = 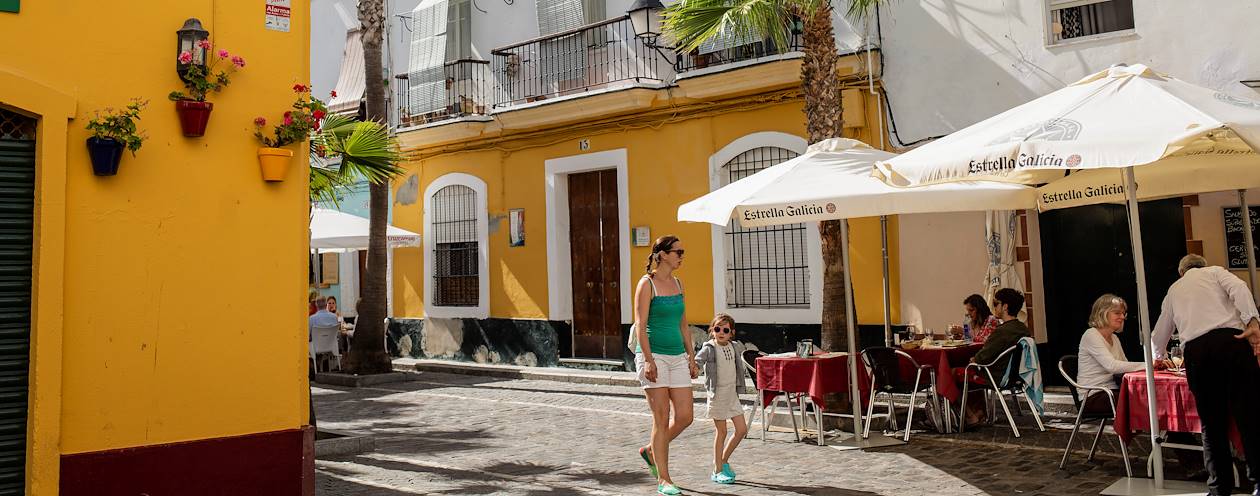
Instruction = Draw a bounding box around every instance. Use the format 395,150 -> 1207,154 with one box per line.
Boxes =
309,297 -> 340,342
1152,254 -> 1260,496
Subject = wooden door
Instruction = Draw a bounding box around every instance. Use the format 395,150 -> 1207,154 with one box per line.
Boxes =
568,170 -> 621,358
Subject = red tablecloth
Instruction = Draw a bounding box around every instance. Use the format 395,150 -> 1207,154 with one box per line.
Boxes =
756,354 -> 869,412
1113,371 -> 1242,452
901,344 -> 983,402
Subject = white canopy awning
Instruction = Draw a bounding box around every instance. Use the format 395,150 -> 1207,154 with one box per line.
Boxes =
677,138 -> 1037,227
327,28 -> 366,115
311,208 -> 420,251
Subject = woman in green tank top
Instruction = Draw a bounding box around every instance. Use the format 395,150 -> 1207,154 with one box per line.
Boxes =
632,236 -> 696,496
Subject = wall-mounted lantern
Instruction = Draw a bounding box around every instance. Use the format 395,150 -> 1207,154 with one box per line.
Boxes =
176,18 -> 210,78
627,0 -> 665,39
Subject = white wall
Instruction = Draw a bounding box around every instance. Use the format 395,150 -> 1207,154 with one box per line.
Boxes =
898,212 -> 988,334
877,0 -> 1260,143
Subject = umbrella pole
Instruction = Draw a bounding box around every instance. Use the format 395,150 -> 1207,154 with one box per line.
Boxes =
1125,167 -> 1165,488
841,219 -> 865,440
1239,190 -> 1258,303
881,215 -> 892,347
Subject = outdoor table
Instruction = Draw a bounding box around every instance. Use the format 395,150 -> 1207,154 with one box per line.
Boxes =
755,353 -> 871,444
900,343 -> 983,403
1113,371 -> 1243,458
756,353 -> 869,409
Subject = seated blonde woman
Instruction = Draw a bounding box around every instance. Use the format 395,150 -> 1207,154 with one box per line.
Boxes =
1076,294 -> 1147,415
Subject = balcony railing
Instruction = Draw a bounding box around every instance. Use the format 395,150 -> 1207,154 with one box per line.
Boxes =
394,59 -> 493,129
490,16 -> 667,109
675,31 -> 802,73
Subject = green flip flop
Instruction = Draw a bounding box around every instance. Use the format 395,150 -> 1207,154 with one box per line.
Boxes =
657,482 -> 683,495
639,447 -> 658,479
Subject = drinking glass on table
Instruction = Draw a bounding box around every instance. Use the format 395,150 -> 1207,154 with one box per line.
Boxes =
1168,345 -> 1185,373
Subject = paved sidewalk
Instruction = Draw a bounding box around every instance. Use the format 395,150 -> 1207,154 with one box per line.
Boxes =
314,370 -> 1207,495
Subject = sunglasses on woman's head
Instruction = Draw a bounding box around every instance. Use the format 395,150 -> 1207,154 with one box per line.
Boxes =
712,326 -> 732,334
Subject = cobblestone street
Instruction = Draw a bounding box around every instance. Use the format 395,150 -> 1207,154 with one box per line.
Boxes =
312,371 -> 1168,495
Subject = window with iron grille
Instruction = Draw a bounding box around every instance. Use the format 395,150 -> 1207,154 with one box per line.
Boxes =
431,184 -> 479,306
722,146 -> 809,307
1047,0 -> 1134,44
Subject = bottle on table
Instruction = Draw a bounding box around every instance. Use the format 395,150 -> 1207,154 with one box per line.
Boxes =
963,323 -> 972,342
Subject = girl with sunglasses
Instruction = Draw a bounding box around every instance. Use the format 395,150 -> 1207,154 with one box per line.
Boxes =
694,313 -> 752,485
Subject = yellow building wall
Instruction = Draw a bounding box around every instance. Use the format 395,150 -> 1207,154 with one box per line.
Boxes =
392,89 -> 902,326
1,1 -> 310,490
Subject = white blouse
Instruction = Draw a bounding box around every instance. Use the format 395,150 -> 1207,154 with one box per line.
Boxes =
1076,327 -> 1145,391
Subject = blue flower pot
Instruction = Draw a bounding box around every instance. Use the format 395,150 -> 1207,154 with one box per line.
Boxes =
86,137 -> 125,176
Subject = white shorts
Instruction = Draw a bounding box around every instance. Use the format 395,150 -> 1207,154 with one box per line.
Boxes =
635,353 -> 691,389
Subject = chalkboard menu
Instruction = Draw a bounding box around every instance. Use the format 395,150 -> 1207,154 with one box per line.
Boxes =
1223,206 -> 1260,269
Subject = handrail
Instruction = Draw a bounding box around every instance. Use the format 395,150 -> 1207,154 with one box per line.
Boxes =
491,15 -> 632,54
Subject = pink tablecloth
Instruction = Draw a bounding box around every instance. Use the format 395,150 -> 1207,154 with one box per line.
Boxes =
756,355 -> 869,412
1113,371 -> 1242,452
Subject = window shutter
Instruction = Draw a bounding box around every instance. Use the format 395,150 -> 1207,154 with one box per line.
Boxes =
535,0 -> 585,36
408,0 -> 451,115
320,253 -> 340,285
0,112 -> 34,496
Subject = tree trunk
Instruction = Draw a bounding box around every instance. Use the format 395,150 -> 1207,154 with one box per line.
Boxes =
346,0 -> 394,374
799,5 -> 848,353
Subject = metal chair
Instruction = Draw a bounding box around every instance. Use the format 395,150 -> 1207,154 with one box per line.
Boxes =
959,344 -> 1045,437
1057,355 -> 1132,477
860,347 -> 945,442
743,352 -> 801,442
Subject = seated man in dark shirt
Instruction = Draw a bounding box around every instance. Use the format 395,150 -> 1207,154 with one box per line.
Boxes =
972,288 -> 1031,371
960,288 -> 1030,426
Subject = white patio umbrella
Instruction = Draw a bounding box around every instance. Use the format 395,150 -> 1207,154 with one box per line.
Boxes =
678,138 -> 1037,448
310,207 -> 421,251
310,208 -> 421,316
874,64 -> 1260,494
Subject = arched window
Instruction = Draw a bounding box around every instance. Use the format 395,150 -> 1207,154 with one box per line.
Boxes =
424,173 -> 489,318
720,146 -> 808,307
431,185 -> 478,306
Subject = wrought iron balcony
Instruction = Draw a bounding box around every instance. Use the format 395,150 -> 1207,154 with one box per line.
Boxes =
394,58 -> 493,129
490,16 -> 668,109
674,31 -> 802,73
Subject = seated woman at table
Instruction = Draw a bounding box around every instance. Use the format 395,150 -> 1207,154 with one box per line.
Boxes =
1076,294 -> 1148,415
962,294 -> 1000,343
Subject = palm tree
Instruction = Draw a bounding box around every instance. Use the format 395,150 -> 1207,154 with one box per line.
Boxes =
665,0 -> 883,353
345,0 -> 396,374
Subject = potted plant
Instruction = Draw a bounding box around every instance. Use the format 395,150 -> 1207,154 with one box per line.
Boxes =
252,85 -> 328,181
85,99 -> 148,176
169,39 -> 246,137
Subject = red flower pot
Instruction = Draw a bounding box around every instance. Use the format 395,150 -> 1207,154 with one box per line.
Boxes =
174,100 -> 214,137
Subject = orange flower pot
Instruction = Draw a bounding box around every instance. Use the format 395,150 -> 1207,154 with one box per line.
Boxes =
257,147 -> 294,182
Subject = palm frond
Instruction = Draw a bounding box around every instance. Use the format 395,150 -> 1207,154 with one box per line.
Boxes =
308,114 -> 403,204
664,0 -> 795,54
843,0 -> 885,21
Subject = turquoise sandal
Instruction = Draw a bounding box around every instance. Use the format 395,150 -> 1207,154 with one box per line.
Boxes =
710,472 -> 735,484
639,447 -> 658,479
657,482 -> 683,495
721,463 -> 736,479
